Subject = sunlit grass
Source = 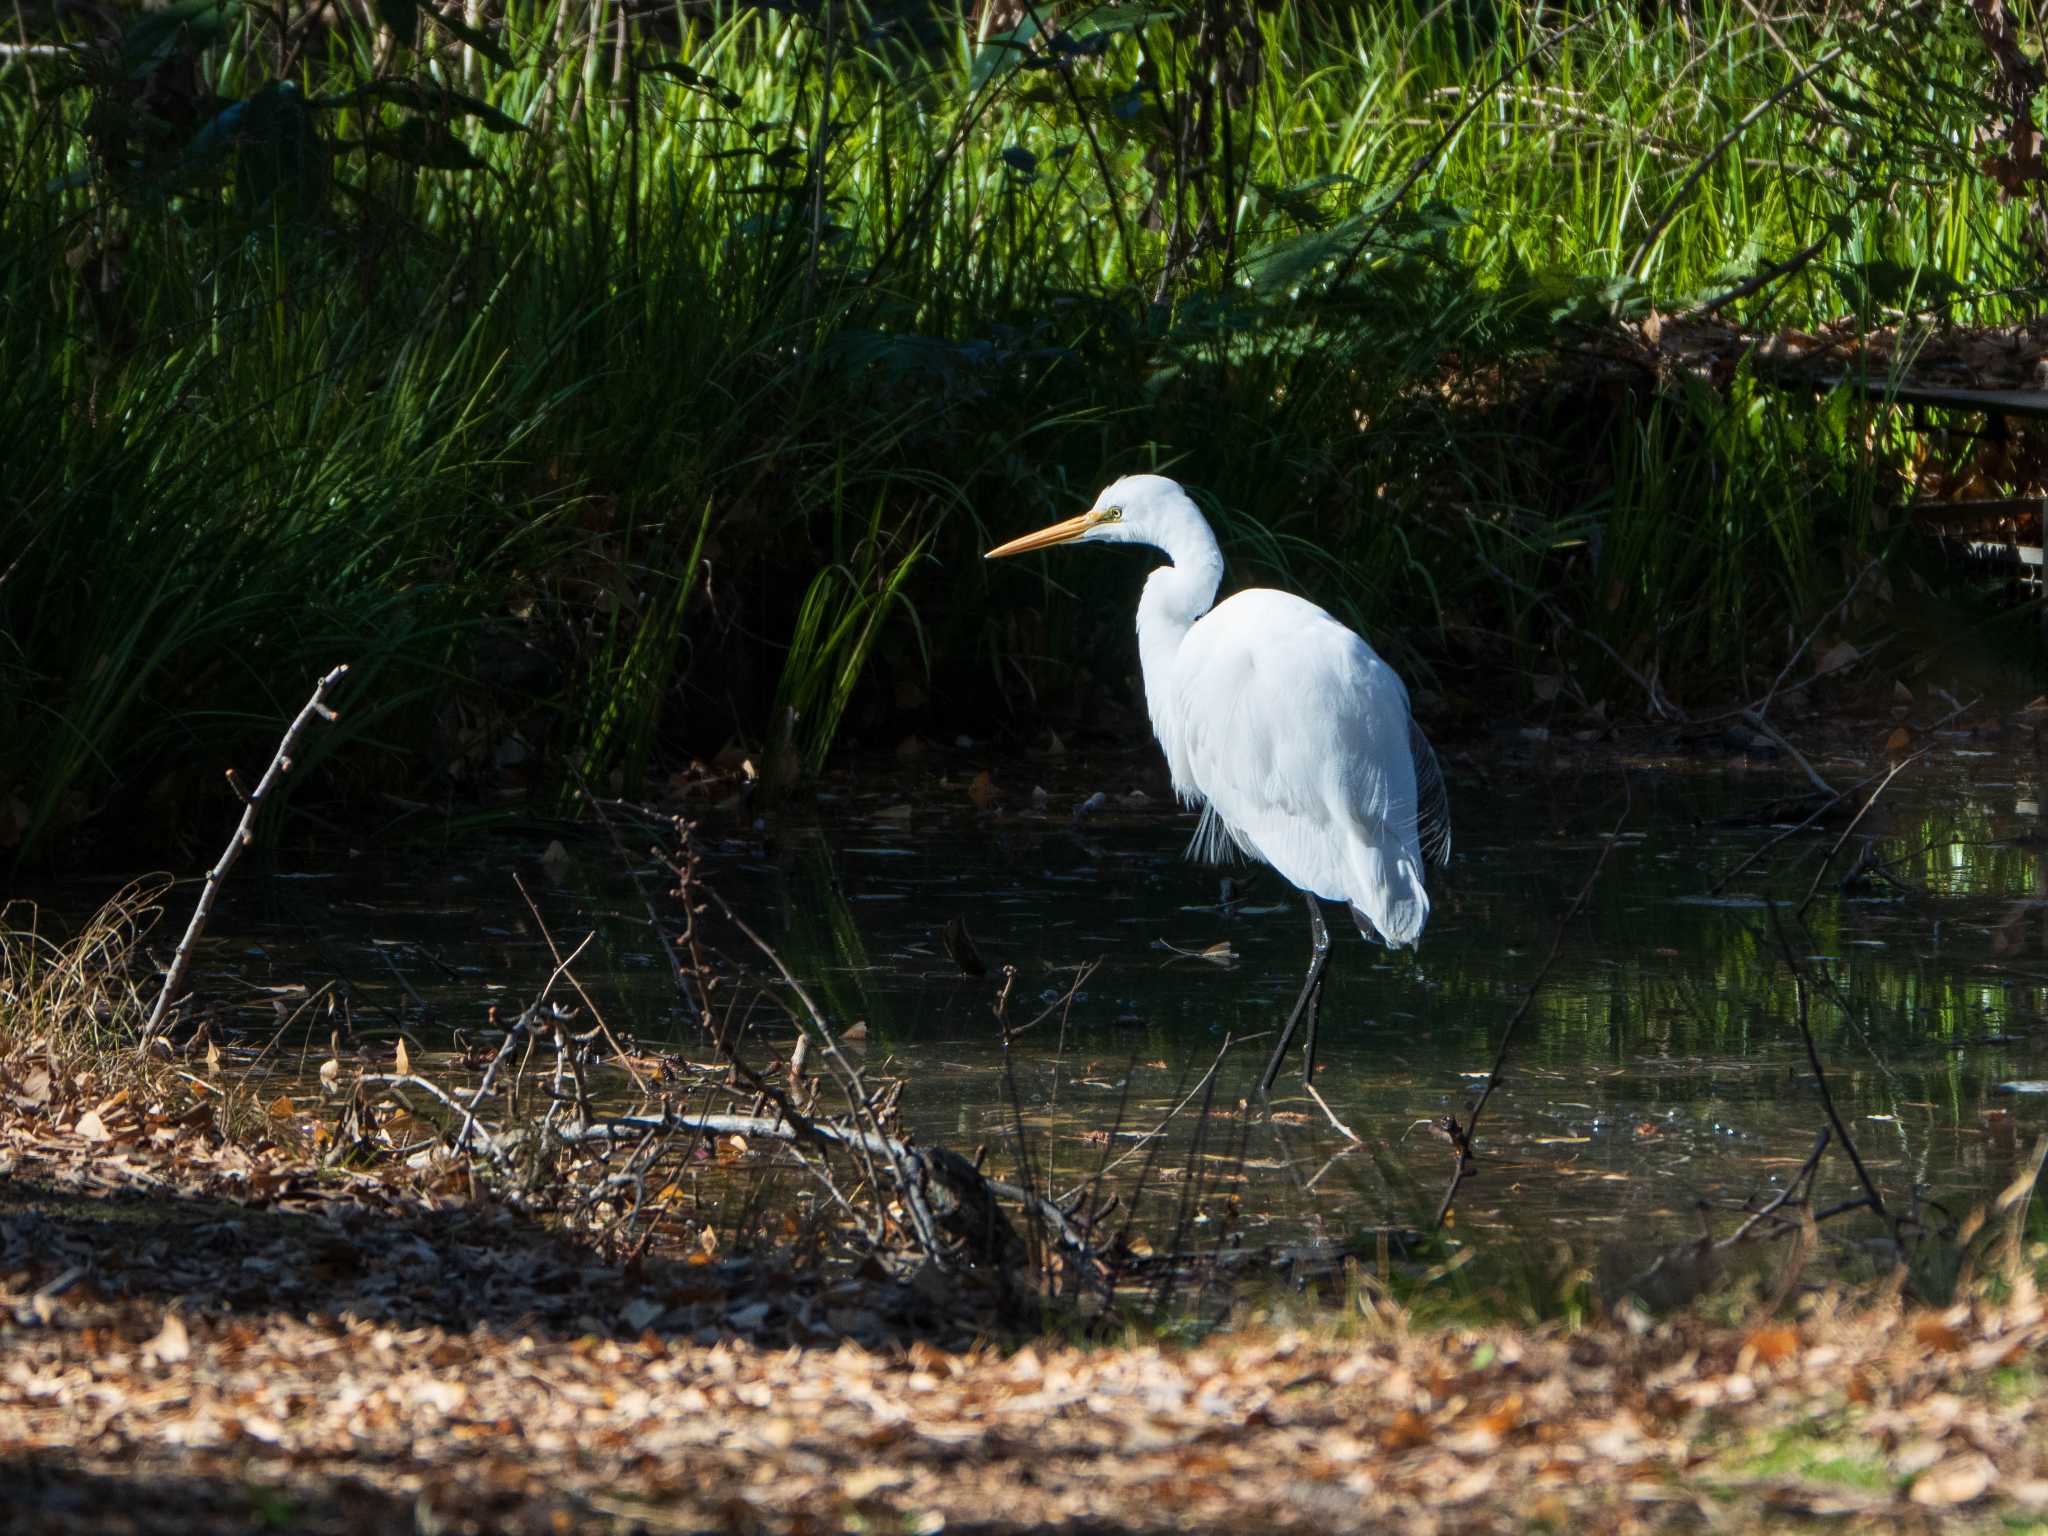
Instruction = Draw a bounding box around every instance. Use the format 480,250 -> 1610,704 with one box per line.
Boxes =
1,0 -> 2037,858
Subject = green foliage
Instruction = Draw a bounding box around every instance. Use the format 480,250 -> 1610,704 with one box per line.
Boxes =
0,0 -> 2036,858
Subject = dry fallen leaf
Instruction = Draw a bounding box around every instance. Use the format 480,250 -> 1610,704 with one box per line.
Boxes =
843,1466 -> 907,1499
1381,1409 -> 1433,1451
1814,640 -> 1859,677
1913,1314 -> 1964,1353
143,1311 -> 190,1366
967,770 -> 998,810
396,1038 -> 412,1077
1744,1325 -> 1800,1367
1911,1453 -> 1996,1507
73,1109 -> 108,1142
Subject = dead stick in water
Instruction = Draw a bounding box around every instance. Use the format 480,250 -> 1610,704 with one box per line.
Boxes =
1432,788 -> 1628,1233
1766,900 -> 1890,1226
142,665 -> 350,1046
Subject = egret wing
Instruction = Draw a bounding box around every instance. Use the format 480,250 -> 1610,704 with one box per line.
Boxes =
1164,589 -> 1435,942
1410,719 -> 1452,866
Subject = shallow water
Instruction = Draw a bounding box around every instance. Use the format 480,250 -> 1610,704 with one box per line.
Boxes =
108,730 -> 2048,1256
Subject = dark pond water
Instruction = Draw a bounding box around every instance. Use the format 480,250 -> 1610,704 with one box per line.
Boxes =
92,728 -> 2048,1259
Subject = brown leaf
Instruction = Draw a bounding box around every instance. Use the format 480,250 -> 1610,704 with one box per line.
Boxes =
267,1093 -> 296,1120
1475,1393 -> 1523,1436
1885,726 -> 1912,753
1381,1409 -> 1433,1451
1913,1314 -> 1964,1353
967,770 -> 998,811
144,1311 -> 191,1366
1911,1453 -> 1995,1507
395,1038 -> 411,1077
74,1109 -> 109,1142
1744,1324 -> 1800,1367
1814,640 -> 1859,677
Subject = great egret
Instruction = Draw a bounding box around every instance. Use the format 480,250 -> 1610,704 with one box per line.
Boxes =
986,474 -> 1450,1093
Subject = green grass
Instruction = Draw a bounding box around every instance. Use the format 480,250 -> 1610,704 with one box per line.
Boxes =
2,0 -> 2042,858
1719,1419 -> 1895,1493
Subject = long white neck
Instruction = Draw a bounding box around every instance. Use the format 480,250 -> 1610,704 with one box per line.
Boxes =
1135,512 -> 1223,765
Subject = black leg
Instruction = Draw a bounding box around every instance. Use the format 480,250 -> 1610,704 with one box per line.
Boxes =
1298,897 -> 1330,1083
1259,894 -> 1332,1095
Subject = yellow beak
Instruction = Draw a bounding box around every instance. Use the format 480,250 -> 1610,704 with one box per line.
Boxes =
985,511 -> 1097,560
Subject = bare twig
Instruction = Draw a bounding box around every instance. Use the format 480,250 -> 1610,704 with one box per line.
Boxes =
560,1111 -> 1095,1260
1432,789 -> 1630,1231
1478,555 -> 1689,721
695,880 -> 951,1264
1740,708 -> 1836,798
1328,1 -> 1622,292
1074,1032 -> 1235,1190
1623,39 -> 1857,280
1755,560 -> 1881,719
578,791 -> 701,1026
1720,1126 -> 1830,1247
1713,695 -> 1978,897
512,870 -> 650,1098
1798,754 -> 1913,914
1304,1080 -> 1360,1143
143,665 -> 350,1045
1675,227 -> 1837,323
1765,901 -> 1889,1225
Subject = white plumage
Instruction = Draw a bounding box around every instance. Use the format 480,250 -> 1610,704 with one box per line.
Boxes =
987,473 -> 1449,1092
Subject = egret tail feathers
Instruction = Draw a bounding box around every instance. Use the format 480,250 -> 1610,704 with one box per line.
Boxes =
1345,836 -> 1431,948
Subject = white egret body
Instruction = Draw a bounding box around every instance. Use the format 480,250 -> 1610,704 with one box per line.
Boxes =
987,474 -> 1449,1091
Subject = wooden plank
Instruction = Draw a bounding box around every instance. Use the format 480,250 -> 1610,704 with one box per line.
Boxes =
1820,377 -> 2048,417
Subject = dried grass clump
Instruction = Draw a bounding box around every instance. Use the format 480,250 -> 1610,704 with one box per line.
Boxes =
0,880 -> 169,1102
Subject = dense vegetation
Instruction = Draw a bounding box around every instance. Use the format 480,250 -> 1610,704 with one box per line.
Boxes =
4,0 -> 2044,859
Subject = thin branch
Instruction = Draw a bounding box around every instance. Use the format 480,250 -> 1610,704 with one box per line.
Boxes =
1074,1031 -> 1234,1189
697,882 -> 950,1264
1675,226 -> 1837,322
1433,787 -> 1630,1231
561,1111 -> 1096,1260
1798,754 -> 1912,914
1765,901 -> 1889,1224
1304,1080 -> 1359,1143
143,665 -> 350,1045
1720,1126 -> 1830,1247
1756,559 -> 1881,719
1328,1 -> 1622,292
1623,39 -> 1856,281
512,871 -> 650,1098
1741,708 -> 1835,798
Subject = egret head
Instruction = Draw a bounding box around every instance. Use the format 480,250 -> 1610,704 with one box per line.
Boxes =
984,474 -> 1201,560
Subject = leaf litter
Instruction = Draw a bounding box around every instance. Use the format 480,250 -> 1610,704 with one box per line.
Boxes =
6,1072 -> 2048,1534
